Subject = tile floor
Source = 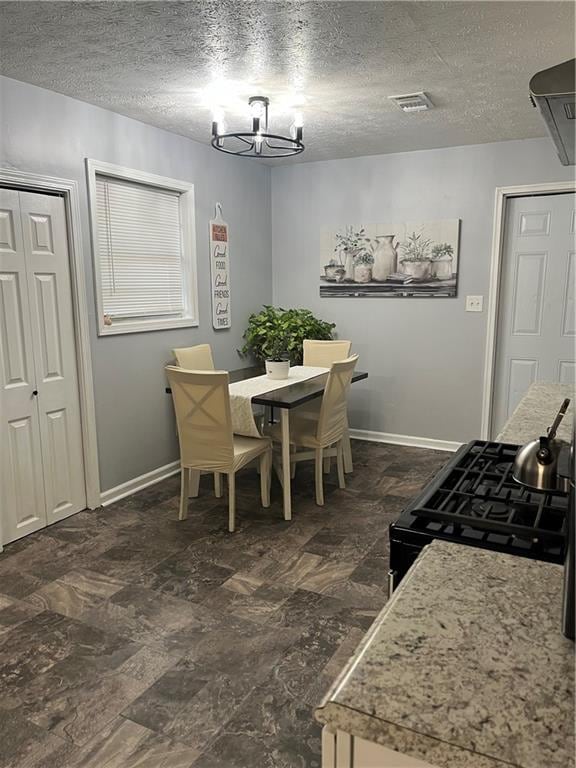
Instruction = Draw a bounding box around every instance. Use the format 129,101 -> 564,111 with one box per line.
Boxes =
0,441 -> 449,768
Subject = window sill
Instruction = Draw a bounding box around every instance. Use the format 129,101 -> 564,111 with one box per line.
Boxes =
97,316 -> 199,336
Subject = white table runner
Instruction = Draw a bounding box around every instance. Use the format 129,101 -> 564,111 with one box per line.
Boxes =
229,365 -> 329,438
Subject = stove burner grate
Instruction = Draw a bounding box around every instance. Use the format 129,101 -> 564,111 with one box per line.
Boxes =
410,439 -> 569,546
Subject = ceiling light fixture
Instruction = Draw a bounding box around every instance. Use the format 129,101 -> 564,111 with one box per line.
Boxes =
211,96 -> 304,158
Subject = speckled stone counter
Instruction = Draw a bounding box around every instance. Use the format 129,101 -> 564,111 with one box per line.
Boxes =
497,381 -> 574,444
316,540 -> 575,768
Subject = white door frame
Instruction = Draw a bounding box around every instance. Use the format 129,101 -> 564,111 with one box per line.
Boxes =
481,180 -> 576,439
0,168 -> 101,512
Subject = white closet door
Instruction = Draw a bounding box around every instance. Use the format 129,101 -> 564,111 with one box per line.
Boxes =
19,191 -> 86,526
492,193 -> 576,436
0,188 -> 47,542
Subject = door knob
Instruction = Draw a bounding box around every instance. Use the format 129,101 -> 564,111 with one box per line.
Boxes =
32,390 -> 38,396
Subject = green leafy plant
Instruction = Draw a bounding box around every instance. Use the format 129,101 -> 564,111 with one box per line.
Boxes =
334,226 -> 373,264
241,306 -> 336,365
399,232 -> 432,262
431,242 -> 454,260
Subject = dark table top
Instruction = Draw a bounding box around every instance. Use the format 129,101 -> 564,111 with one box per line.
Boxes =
166,366 -> 368,409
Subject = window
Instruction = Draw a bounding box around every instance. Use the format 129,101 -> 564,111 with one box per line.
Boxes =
86,160 -> 198,335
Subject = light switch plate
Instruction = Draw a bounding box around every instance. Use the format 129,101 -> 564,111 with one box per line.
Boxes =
465,295 -> 483,312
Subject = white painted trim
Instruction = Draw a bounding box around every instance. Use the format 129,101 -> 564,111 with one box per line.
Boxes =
480,180 -> 576,440
100,460 -> 181,507
349,428 -> 461,453
0,168 -> 101,512
85,159 -> 198,336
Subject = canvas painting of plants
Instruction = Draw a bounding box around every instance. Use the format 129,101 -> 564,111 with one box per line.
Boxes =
320,219 -> 460,298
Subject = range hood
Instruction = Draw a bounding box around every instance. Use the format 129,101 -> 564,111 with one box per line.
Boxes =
530,58 -> 575,166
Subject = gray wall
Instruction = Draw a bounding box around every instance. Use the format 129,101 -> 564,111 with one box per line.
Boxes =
271,139 -> 573,443
0,76 -> 272,492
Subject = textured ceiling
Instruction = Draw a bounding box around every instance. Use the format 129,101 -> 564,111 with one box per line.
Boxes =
0,1 -> 574,164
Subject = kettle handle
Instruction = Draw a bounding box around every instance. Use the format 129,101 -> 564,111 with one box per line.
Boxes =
547,398 -> 571,441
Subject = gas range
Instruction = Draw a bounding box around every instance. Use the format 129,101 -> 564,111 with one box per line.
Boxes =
389,440 -> 570,589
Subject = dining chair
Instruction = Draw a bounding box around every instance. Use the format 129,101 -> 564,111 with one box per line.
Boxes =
173,343 -> 215,370
301,339 -> 354,474
303,339 -> 352,367
172,343 -> 221,496
270,355 -> 359,506
166,366 -> 272,532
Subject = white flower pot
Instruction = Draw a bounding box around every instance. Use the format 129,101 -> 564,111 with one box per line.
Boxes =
266,360 -> 290,380
430,257 -> 453,280
400,260 -> 431,280
354,264 -> 372,283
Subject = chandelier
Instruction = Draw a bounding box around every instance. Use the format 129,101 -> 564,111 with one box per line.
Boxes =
211,96 -> 304,158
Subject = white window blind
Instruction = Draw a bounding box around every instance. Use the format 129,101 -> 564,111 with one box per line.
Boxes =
96,175 -> 185,319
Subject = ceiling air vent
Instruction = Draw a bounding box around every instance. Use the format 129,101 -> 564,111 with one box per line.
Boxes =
389,92 -> 434,113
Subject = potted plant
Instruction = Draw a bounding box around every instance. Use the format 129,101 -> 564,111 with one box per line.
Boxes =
398,232 -> 432,280
323,257 -> 346,282
264,337 -> 290,380
430,243 -> 454,280
241,305 -> 336,369
353,251 -> 374,283
333,227 -> 373,281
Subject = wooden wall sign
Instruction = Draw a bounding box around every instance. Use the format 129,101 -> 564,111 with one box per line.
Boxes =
209,203 -> 231,329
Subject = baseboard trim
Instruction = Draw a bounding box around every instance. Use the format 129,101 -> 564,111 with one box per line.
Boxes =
100,460 -> 181,507
99,431 -> 460,506
349,429 -> 462,453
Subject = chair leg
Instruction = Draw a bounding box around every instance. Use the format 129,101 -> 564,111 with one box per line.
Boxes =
336,441 -> 346,489
323,455 -> 331,474
228,473 -> 236,532
260,451 -> 271,508
343,426 -> 353,474
214,472 -> 222,498
315,447 -> 324,506
179,468 -> 190,520
189,469 -> 200,498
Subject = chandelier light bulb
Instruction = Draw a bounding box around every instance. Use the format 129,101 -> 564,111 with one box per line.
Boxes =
250,99 -> 265,119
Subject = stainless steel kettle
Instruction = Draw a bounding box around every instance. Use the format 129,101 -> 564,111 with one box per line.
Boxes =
512,398 -> 571,492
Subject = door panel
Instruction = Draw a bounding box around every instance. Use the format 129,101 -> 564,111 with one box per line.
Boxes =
518,211 -> 550,236
34,273 -> 64,381
493,193 -> 576,435
559,361 -> 576,385
0,188 -> 47,542
6,416 -> 46,535
0,272 -> 29,388
0,208 -> 17,250
19,191 -> 86,525
28,213 -> 55,254
511,252 -> 547,335
507,359 -> 538,417
45,408 -> 74,516
562,252 -> 575,336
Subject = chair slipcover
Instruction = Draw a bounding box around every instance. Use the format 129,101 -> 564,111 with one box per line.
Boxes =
166,367 -> 234,472
173,343 -> 215,370
302,339 -> 352,368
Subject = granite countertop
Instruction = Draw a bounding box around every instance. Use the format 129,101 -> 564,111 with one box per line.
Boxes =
315,540 -> 575,768
497,381 -> 574,444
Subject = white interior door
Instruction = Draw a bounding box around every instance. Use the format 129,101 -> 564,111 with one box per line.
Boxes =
0,188 -> 47,541
0,189 -> 86,543
492,192 -> 576,436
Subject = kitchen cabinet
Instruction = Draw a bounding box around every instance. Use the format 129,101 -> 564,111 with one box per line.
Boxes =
322,728 -> 436,768
315,540 -> 574,768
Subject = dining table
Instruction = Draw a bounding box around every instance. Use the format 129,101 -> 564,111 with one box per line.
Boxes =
166,365 -> 368,520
